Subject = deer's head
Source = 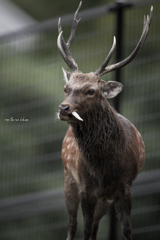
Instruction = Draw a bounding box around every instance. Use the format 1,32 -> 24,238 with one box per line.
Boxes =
57,1 -> 153,122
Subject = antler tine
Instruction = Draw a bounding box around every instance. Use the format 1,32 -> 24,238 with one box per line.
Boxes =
95,36 -> 116,76
58,18 -> 67,52
67,1 -> 82,48
149,5 -> 153,25
57,31 -> 78,71
98,6 -> 153,76
57,1 -> 82,72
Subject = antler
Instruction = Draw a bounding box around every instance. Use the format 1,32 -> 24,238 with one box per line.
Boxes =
57,1 -> 82,72
95,6 -> 153,77
95,36 -> 116,76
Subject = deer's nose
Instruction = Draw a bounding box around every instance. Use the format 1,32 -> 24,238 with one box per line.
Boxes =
59,104 -> 70,114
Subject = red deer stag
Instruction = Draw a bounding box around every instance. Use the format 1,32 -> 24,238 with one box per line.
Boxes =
57,2 -> 153,240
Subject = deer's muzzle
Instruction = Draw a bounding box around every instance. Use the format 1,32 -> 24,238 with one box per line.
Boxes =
59,104 -> 70,115
58,104 -> 83,122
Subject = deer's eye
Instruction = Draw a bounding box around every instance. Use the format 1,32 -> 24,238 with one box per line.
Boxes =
86,89 -> 95,95
64,88 -> 67,93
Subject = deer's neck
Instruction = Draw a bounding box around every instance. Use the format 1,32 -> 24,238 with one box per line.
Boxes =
71,102 -> 125,177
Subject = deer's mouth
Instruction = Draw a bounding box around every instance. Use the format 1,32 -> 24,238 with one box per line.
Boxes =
59,112 -> 72,121
59,111 -> 83,122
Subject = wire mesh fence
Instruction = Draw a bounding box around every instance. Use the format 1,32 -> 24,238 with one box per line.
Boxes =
0,0 -> 160,239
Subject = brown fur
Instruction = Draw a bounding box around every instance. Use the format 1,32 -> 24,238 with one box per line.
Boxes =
59,72 -> 145,240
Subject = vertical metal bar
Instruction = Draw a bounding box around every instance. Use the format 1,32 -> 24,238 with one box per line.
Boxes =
108,203 -> 117,240
114,1 -> 124,113
108,1 -> 133,240
108,5 -> 123,240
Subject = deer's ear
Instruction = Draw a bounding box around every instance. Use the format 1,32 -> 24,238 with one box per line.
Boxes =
100,80 -> 123,99
62,67 -> 71,83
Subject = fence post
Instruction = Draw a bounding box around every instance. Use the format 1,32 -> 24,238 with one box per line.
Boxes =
108,1 -> 133,240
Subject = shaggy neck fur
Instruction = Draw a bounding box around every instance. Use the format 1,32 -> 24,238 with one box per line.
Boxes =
70,100 -> 126,181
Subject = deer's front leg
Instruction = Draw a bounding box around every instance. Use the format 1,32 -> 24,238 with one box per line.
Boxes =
115,186 -> 132,240
81,192 -> 97,240
64,173 -> 79,240
90,200 -> 110,240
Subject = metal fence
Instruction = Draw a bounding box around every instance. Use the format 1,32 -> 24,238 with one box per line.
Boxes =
0,0 -> 160,239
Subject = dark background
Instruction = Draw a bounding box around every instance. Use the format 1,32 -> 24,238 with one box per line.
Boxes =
11,0 -> 111,20
0,0 -> 160,239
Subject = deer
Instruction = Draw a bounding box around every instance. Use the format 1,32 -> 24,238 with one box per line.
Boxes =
57,2 -> 153,240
